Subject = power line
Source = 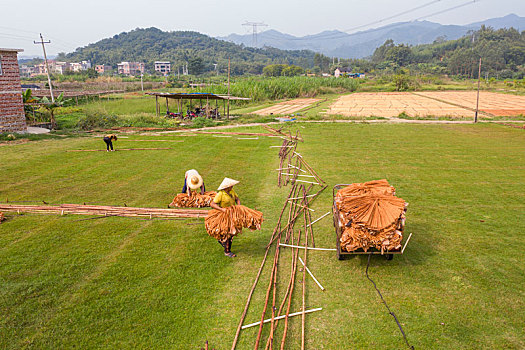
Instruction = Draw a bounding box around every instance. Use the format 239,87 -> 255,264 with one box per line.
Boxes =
263,0 -> 481,42
341,0 -> 445,34
414,0 -> 480,21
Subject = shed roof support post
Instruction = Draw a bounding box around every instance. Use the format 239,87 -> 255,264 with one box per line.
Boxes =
166,97 -> 169,114
155,96 -> 159,117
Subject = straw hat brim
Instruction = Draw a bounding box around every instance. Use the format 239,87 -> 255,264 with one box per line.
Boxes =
186,170 -> 203,190
218,177 -> 239,191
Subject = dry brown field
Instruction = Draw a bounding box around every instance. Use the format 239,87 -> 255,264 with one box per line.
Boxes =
326,91 -> 525,118
414,91 -> 525,116
253,98 -> 320,115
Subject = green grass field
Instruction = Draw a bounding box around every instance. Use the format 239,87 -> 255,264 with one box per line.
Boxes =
1,123 -> 524,349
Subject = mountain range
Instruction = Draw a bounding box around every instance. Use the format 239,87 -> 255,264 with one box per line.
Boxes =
218,14 -> 525,59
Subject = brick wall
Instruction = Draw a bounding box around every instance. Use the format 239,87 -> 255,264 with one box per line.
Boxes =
0,50 -> 26,133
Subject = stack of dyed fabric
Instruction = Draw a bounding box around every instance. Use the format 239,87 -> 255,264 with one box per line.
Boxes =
336,180 -> 407,253
169,191 -> 217,208
205,205 -> 263,240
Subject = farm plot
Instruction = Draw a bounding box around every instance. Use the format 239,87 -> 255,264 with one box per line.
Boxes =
326,92 -> 473,118
414,91 -> 525,116
1,124 -> 525,349
253,98 -> 320,115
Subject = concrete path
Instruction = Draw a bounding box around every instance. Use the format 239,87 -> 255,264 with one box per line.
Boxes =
26,126 -> 50,134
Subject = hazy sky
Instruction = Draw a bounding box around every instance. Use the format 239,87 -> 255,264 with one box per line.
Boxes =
1,0 -> 524,57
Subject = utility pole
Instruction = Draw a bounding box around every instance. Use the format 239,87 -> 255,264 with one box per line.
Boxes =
474,57 -> 482,123
242,22 -> 268,47
34,33 -> 54,102
140,73 -> 144,92
227,58 -> 231,120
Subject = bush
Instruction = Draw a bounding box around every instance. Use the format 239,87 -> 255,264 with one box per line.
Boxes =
76,111 -> 119,130
191,117 -> 215,128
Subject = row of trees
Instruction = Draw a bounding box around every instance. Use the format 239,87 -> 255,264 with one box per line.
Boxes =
369,26 -> 525,78
262,64 -> 305,77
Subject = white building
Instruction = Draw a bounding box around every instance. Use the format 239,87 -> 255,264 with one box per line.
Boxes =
154,61 -> 171,75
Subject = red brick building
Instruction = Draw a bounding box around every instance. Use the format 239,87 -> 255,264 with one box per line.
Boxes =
0,48 -> 26,133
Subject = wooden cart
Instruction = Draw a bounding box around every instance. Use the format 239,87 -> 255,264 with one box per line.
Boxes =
332,184 -> 412,260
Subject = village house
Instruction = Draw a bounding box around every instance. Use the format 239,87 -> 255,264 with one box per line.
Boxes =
154,61 -> 171,75
0,48 -> 27,133
334,67 -> 364,78
117,61 -> 145,76
334,67 -> 352,78
95,64 -> 112,74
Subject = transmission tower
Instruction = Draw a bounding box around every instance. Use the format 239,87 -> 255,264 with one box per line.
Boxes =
242,21 -> 268,47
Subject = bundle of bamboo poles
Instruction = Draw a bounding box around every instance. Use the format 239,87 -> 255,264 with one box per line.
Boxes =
336,180 -> 407,253
0,211 -> 4,223
169,191 -> 217,208
204,205 -> 263,240
0,204 -> 208,219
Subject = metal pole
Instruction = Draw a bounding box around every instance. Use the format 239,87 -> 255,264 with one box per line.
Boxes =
475,57 -> 481,123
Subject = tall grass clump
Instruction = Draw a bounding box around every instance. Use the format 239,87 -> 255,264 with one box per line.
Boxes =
192,76 -> 360,102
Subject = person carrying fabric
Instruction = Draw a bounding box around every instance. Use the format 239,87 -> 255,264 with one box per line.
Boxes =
182,169 -> 206,195
210,177 -> 240,258
103,134 -> 117,152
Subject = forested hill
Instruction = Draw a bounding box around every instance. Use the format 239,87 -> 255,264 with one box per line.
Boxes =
63,27 -> 316,75
368,26 -> 525,78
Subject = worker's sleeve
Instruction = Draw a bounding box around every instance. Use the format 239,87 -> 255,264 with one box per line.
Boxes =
231,189 -> 238,200
213,192 -> 222,204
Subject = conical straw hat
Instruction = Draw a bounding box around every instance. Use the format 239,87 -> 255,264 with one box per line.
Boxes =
186,169 -> 203,190
218,177 -> 239,191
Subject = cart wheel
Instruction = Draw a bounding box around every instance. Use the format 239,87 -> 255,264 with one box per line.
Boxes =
385,254 -> 394,261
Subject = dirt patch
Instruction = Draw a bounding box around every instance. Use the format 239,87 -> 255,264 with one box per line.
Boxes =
326,92 -> 472,118
414,91 -> 525,117
253,98 -> 320,116
326,91 -> 525,118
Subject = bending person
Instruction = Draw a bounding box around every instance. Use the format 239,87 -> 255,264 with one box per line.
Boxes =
103,134 -> 117,152
182,169 -> 205,195
210,177 -> 240,258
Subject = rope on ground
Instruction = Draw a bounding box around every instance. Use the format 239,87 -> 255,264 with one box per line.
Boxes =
365,254 -> 415,350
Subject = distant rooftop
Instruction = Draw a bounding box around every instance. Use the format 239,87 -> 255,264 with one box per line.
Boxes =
146,92 -> 250,101
0,48 -> 24,52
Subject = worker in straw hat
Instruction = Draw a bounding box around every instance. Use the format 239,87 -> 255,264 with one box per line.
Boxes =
210,177 -> 240,257
182,169 -> 206,195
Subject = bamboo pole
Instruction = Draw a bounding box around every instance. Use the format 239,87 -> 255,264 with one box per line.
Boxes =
278,243 -> 336,251
265,229 -> 296,350
307,211 -> 331,227
301,188 -> 309,350
231,185 -> 296,350
280,229 -> 301,350
254,235 -> 281,349
298,257 -> 324,291
242,308 -> 322,330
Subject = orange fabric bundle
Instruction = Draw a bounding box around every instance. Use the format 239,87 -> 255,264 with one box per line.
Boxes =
169,191 -> 217,208
336,180 -> 407,253
335,179 -> 395,204
205,205 -> 263,241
